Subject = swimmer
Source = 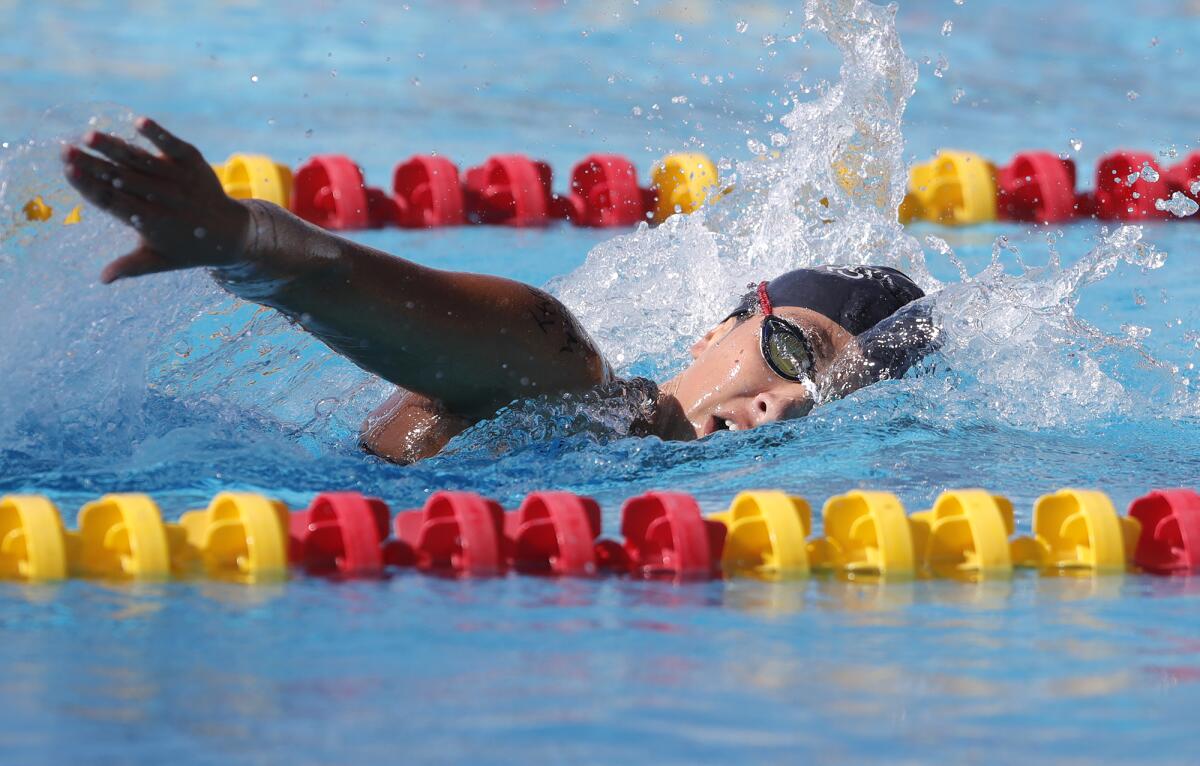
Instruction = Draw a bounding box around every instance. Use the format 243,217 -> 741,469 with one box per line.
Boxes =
62,118 -> 937,463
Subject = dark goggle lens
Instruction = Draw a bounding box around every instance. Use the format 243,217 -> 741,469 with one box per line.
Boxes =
763,319 -> 813,381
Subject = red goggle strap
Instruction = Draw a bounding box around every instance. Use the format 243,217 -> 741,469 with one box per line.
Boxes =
756,281 -> 773,316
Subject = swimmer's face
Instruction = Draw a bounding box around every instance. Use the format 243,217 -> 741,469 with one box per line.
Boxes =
662,308 -> 858,438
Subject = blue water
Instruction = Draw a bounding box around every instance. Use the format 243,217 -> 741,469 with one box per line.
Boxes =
3,1 -> 1200,763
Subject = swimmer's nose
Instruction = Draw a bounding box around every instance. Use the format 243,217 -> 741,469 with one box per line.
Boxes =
750,391 -> 813,426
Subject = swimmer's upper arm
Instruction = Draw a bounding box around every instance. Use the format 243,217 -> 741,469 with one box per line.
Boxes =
220,201 -> 610,419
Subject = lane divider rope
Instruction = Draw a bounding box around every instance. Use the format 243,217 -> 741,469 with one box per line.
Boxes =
1,487 -> 1197,585
28,146 -> 1197,229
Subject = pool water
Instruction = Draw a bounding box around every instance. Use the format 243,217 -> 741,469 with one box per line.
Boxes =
3,0 -> 1200,762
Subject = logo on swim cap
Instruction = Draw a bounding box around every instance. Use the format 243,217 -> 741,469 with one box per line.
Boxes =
821,265 -> 898,286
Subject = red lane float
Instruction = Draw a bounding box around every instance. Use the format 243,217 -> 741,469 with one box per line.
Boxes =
1087,151 -> 1171,221
389,491 -> 507,575
291,155 -> 401,229
464,155 -> 555,227
620,491 -> 725,580
504,491 -> 612,575
291,155 -> 373,230
1129,489 -> 1200,575
996,152 -> 1078,224
555,154 -> 652,227
289,492 -> 391,576
393,156 -> 465,228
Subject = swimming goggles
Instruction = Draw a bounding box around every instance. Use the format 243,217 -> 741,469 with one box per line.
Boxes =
750,281 -> 816,383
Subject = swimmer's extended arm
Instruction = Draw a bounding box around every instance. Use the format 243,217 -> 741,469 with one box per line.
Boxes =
63,118 -> 609,418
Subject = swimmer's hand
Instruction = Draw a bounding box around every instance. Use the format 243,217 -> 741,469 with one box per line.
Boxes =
62,117 -> 250,284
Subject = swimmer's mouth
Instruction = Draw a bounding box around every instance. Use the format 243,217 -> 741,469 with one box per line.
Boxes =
704,415 -> 740,436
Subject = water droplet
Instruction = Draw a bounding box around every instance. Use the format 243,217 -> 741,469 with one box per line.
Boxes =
736,19 -> 748,33
330,69 -> 338,78
411,77 -> 421,87
631,106 -> 643,116
934,53 -> 948,77
130,214 -> 143,229
193,227 -> 207,239
1126,90 -> 1139,101
1069,138 -> 1083,152
304,128 -> 313,138
746,138 -> 767,155
762,34 -> 777,47
952,88 -> 965,104
1140,162 -> 1160,182
674,33 -> 683,42
1155,191 -> 1199,217
671,95 -> 688,104
941,20 -> 953,36
769,132 -> 788,147
112,177 -> 124,189
1191,180 -> 1200,196
1150,36 -> 1160,47
250,74 -> 259,83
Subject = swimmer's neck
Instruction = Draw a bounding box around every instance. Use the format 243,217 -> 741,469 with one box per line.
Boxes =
650,377 -> 697,441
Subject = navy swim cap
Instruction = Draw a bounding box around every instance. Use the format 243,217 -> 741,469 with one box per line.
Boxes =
727,265 -> 925,335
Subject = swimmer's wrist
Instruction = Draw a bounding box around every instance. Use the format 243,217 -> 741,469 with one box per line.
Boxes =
207,199 -> 280,298
208,199 -> 316,302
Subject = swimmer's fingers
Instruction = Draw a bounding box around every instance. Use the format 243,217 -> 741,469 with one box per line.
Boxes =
83,131 -> 172,179
136,117 -> 205,168
100,244 -> 175,284
64,147 -> 186,208
63,150 -> 156,226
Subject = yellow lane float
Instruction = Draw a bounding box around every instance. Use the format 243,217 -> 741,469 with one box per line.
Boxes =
649,153 -> 719,223
212,153 -> 293,208
809,490 -> 916,580
178,492 -> 289,582
73,493 -> 189,579
0,495 -> 70,581
1010,489 -> 1140,575
709,490 -> 813,580
910,490 -> 1015,581
903,150 -> 997,226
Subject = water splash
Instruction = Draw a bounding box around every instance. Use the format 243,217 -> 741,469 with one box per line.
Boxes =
551,0 -> 1180,440
555,0 -> 927,380
0,105 -> 385,464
